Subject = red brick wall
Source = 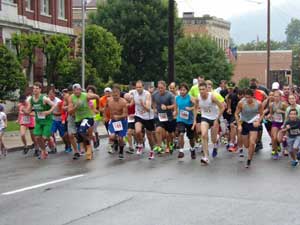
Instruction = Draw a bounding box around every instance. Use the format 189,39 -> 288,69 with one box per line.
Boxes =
33,48 -> 44,83
232,51 -> 292,86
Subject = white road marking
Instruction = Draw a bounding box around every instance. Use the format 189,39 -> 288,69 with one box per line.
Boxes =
2,174 -> 84,196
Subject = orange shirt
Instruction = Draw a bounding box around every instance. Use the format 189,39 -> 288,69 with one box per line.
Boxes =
99,96 -> 110,121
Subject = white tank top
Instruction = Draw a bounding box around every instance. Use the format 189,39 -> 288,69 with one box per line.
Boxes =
198,92 -> 219,120
133,90 -> 154,120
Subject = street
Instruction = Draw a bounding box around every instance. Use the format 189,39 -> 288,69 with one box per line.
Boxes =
0,137 -> 300,225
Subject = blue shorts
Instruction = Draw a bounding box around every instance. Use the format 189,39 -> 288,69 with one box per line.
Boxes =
51,120 -> 65,137
108,119 -> 128,137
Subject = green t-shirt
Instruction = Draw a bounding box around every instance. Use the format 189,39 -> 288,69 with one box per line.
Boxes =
72,92 -> 93,122
30,94 -> 52,124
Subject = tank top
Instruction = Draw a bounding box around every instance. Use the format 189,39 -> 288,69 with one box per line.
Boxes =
52,97 -> 62,121
240,99 -> 259,123
30,94 -> 52,124
176,94 -> 193,124
89,99 -> 101,122
272,101 -> 285,123
71,93 -> 93,122
198,92 -> 219,120
133,90 -> 154,120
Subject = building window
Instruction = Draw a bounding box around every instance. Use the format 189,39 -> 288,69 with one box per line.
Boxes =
3,0 -> 16,3
58,0 -> 65,18
41,0 -> 50,15
25,0 -> 31,10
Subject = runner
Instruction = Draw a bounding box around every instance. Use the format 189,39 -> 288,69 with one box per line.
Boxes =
175,83 -> 196,159
0,104 -> 7,157
131,80 -> 155,159
99,87 -> 112,133
124,93 -> 135,154
197,82 -> 225,165
68,83 -> 99,160
23,82 -> 56,160
269,90 -> 287,159
152,80 -> 176,155
235,88 -> 264,168
282,109 -> 300,167
107,85 -> 128,160
17,95 -> 38,155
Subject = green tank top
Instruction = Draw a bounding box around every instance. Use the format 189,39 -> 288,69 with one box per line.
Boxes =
71,93 -> 93,122
30,94 -> 52,124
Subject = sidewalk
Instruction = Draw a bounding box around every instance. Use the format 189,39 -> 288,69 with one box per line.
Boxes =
4,124 -> 108,152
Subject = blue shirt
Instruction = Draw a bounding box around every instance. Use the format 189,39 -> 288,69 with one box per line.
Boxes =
176,94 -> 194,124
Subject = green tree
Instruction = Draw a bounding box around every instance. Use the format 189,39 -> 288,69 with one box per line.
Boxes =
238,78 -> 250,89
238,40 -> 288,51
173,36 -> 233,85
89,0 -> 183,83
82,25 -> 122,83
12,33 -> 43,82
42,34 -> 72,85
0,45 -> 26,100
286,18 -> 300,46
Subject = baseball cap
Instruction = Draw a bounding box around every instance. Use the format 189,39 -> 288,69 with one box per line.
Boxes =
272,82 -> 280,90
193,79 -> 198,85
226,82 -> 236,89
72,83 -> 82,90
104,87 -> 112,92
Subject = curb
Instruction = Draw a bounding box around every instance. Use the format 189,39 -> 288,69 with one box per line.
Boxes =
7,134 -> 109,153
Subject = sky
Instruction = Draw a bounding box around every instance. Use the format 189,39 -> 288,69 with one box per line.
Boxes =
176,0 -> 300,43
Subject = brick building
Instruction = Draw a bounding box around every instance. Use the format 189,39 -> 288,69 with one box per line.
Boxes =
0,0 -> 73,85
182,12 -> 231,50
233,50 -> 292,88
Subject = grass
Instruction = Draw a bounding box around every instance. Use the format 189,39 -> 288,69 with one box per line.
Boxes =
6,120 -> 20,132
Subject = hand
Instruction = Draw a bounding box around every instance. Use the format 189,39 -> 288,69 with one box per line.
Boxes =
185,106 -> 193,111
43,111 -> 51,116
253,121 -> 260,128
192,121 -> 197,130
173,111 -> 177,118
227,108 -> 232,115
286,125 -> 291,130
161,104 -> 167,110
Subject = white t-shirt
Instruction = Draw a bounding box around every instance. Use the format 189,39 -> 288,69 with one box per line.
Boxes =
0,112 -> 7,129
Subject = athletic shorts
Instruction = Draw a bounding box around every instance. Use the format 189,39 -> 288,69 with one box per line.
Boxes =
108,119 -> 128,137
196,113 -> 201,123
155,119 -> 176,133
134,116 -> 155,132
75,118 -> 94,135
226,115 -> 236,125
67,116 -> 76,134
287,136 -> 300,152
51,120 -> 65,137
201,117 -> 218,128
272,122 -> 283,129
128,122 -> 135,130
241,122 -> 259,135
177,122 -> 194,139
34,122 -> 52,138
264,120 -> 272,133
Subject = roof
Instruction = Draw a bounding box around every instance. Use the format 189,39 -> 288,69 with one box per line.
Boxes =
73,0 -> 105,8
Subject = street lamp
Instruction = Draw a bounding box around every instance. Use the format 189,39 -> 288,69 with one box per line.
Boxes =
81,0 -> 86,89
168,0 -> 175,83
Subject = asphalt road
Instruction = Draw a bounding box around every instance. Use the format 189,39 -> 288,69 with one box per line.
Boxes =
0,137 -> 300,225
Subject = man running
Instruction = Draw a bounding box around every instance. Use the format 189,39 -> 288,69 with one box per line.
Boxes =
23,82 -> 56,160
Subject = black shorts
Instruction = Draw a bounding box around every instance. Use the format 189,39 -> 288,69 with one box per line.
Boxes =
155,119 -> 176,133
264,120 -> 272,132
196,113 -> 202,123
75,118 -> 94,134
177,122 -> 194,139
258,124 -> 263,132
241,122 -> 259,135
128,122 -> 135,130
201,117 -> 217,128
134,116 -> 155,132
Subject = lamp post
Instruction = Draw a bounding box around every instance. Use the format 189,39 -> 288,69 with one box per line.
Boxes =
267,0 -> 271,86
81,0 -> 86,89
168,0 -> 175,83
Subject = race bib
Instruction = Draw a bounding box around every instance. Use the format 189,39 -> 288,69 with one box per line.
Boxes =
273,113 -> 283,123
248,114 -> 260,124
158,113 -> 168,122
37,112 -> 45,119
203,107 -> 211,113
80,119 -> 88,127
22,116 -> 31,124
128,115 -> 135,123
179,110 -> 189,120
113,121 -> 123,131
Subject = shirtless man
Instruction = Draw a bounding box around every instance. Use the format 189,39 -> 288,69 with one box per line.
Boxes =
107,85 -> 128,160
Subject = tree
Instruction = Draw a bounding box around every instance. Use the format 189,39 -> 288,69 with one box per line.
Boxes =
82,25 -> 122,83
42,34 -> 72,85
238,78 -> 250,89
0,45 -> 26,100
238,40 -> 288,51
89,0 -> 183,83
12,33 -> 43,82
286,18 -> 300,46
173,36 -> 233,85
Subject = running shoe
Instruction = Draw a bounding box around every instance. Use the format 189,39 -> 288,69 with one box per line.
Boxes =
272,153 -> 279,160
255,141 -> 263,152
245,159 -> 251,168
277,146 -> 281,153
126,147 -> 135,154
291,160 -> 299,168
148,151 -> 155,160
271,150 -> 276,156
169,143 -> 174,154
136,145 -> 144,155
283,149 -> 289,157
34,149 -> 40,157
212,148 -> 218,158
108,145 -> 115,154
228,145 -> 237,152
65,147 -> 72,153
73,152 -> 80,160
49,148 -> 57,154
190,149 -> 196,160
239,149 -> 244,159
200,157 -> 209,165
178,150 -> 184,159
119,153 -> 124,160
153,146 -> 162,154
23,146 -> 30,155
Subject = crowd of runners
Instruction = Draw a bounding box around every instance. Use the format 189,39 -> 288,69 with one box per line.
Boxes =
1,77 -> 300,168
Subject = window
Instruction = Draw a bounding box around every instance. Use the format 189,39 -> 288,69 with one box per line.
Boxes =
58,0 -> 65,18
40,0 -> 50,15
3,0 -> 16,3
25,0 -> 31,10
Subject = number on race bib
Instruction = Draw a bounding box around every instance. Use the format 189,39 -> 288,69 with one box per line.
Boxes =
273,113 -> 283,123
113,121 -> 123,131
22,116 -> 31,124
128,116 -> 135,123
158,113 -> 168,122
37,112 -> 45,119
179,110 -> 189,120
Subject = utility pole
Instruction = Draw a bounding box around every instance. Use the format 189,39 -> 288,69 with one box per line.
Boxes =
267,0 -> 271,86
168,0 -> 175,83
81,0 -> 86,89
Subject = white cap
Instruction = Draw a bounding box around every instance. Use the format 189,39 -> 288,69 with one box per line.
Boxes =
272,82 -> 280,90
193,78 -> 198,85
72,83 -> 81,90
104,87 -> 112,92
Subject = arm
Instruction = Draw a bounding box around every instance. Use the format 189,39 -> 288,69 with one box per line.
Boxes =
192,97 -> 198,130
141,92 -> 152,112
43,97 -> 56,116
68,96 -> 76,114
87,93 -> 99,101
22,98 -> 32,114
212,95 -> 225,120
235,101 -> 243,132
